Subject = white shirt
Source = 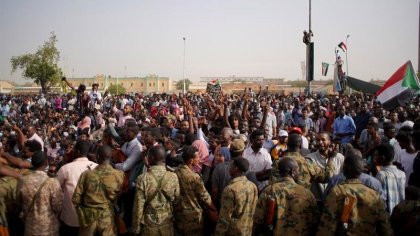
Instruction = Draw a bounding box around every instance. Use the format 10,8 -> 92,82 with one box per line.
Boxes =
89,90 -> 102,102
301,136 -> 309,149
28,133 -> 45,151
56,157 -> 97,226
67,98 -> 76,111
120,98 -> 129,109
243,146 -> 272,190
306,151 -> 345,200
395,149 -> 418,186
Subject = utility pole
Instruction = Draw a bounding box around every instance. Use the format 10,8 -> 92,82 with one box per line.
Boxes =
305,0 -> 314,95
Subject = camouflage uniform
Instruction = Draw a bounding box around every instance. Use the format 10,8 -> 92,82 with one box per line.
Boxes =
0,168 -> 30,236
0,177 -> 18,233
132,165 -> 180,236
270,152 -> 335,188
72,163 -> 124,236
174,164 -> 212,235
317,179 -> 393,236
17,170 -> 63,236
215,176 -> 258,236
254,177 -> 319,236
390,200 -> 420,235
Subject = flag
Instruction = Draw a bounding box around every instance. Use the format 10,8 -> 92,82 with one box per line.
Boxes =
322,62 -> 329,76
338,42 -> 347,52
376,61 -> 420,110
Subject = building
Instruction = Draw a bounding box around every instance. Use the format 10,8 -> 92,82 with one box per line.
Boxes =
0,80 -> 15,94
66,74 -> 170,94
200,76 -> 265,83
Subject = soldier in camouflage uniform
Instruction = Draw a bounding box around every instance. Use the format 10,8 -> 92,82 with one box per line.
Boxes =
317,152 -> 393,236
174,146 -> 217,235
215,158 -> 257,236
132,146 -> 180,236
254,157 -> 319,236
270,134 -> 335,188
0,166 -> 29,236
16,151 -> 64,236
72,145 -> 124,236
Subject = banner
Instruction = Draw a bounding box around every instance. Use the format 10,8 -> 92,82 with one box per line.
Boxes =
206,80 -> 222,95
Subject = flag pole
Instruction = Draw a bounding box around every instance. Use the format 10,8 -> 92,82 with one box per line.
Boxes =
346,34 -> 350,93
346,35 -> 350,75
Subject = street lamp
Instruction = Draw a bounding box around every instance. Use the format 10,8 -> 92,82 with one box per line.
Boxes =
306,0 -> 314,95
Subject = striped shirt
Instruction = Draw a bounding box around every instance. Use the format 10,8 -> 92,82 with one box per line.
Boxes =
376,165 -> 406,213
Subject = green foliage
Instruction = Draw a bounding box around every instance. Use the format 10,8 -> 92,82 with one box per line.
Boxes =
176,79 -> 192,90
11,32 -> 63,93
108,84 -> 126,95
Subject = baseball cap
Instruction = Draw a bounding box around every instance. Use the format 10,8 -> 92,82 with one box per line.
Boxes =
279,130 -> 288,137
230,139 -> 246,153
289,127 -> 302,135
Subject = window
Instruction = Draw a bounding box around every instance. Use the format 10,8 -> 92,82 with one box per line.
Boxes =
141,83 -> 143,87
153,83 -> 155,87
149,83 -> 151,87
162,82 -> 164,87
131,82 -> 133,87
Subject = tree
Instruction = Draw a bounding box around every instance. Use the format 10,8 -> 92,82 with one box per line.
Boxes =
176,79 -> 192,90
108,84 -> 126,95
11,32 -> 62,94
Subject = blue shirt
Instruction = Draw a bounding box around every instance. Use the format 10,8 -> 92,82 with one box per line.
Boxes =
376,165 -> 406,213
333,115 -> 356,144
354,111 -> 372,136
325,173 -> 386,201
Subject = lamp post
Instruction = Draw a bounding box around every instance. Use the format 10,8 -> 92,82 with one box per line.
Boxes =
306,0 -> 313,95
183,37 -> 186,94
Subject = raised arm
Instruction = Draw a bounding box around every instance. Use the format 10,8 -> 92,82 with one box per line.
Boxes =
62,77 -> 76,91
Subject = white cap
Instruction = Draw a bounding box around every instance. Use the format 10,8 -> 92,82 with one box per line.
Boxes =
279,130 -> 288,137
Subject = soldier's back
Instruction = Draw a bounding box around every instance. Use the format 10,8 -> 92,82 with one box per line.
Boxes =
256,177 -> 318,236
318,179 -> 392,236
216,176 -> 257,236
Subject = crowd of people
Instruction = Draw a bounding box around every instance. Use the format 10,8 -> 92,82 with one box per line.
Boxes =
0,79 -> 419,236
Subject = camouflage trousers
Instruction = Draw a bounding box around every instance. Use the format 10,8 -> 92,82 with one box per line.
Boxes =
175,211 -> 204,236
140,222 -> 174,236
79,215 -> 116,236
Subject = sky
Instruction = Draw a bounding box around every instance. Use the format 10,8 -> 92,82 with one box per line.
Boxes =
0,0 -> 419,84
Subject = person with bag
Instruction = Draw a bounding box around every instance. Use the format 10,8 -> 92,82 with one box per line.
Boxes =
317,152 -> 393,236
72,145 -> 124,236
132,146 -> 180,236
254,157 -> 318,236
215,158 -> 257,236
16,151 -> 63,236
174,146 -> 218,235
